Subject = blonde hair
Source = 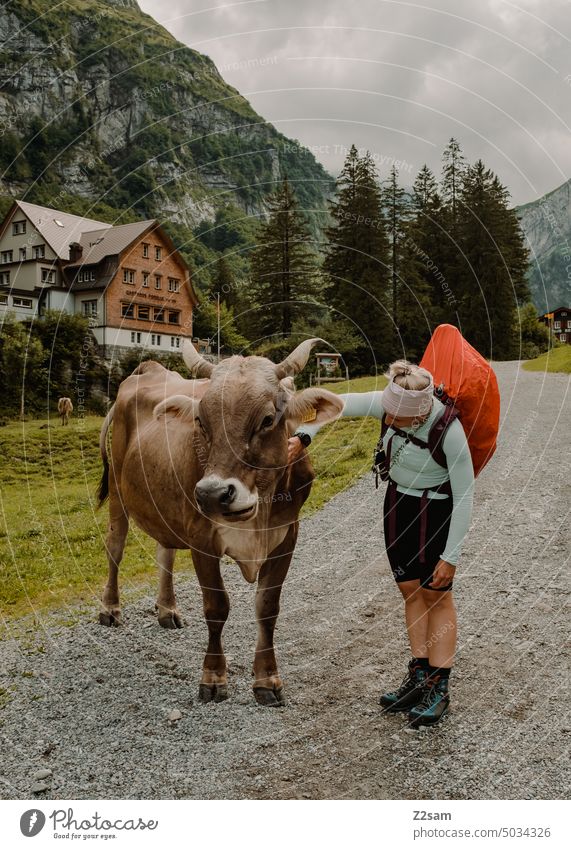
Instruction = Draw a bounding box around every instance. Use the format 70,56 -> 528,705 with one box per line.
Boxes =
386,359 -> 432,391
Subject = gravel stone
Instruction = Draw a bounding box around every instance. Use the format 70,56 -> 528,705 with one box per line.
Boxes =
0,363 -> 569,800
32,768 -> 52,780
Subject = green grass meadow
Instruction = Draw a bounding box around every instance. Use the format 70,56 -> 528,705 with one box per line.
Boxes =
522,345 -> 571,373
0,375 -> 386,619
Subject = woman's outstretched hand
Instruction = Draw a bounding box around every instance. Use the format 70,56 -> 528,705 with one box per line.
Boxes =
287,436 -> 304,464
429,559 -> 456,589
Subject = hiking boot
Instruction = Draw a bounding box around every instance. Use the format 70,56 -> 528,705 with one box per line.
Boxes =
379,661 -> 428,712
408,676 -> 450,727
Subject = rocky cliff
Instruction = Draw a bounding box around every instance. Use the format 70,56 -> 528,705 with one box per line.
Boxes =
0,0 -> 333,229
516,180 -> 571,313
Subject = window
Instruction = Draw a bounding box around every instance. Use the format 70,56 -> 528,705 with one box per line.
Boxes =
137,305 -> 150,320
123,268 -> 135,284
90,270 -> 96,282
131,331 -> 142,344
554,321 -> 561,329
154,275 -> 162,290
82,300 -> 98,317
560,334 -> 567,342
19,247 -> 26,261
170,336 -> 181,348
168,310 -> 180,324
168,278 -> 180,293
13,296 -> 32,308
0,294 -> 7,305
0,271 -> 10,286
142,272 -> 150,288
155,246 -> 162,261
121,303 -> 135,318
12,220 -> 26,235
151,334 -> 162,346
142,243 -> 149,258
1,250 -> 13,264
41,268 -> 55,284
33,244 -> 45,259
154,307 -> 164,322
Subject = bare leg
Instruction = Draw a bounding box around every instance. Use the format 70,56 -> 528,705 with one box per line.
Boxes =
398,579 -> 429,658
253,523 -> 297,707
420,588 -> 457,668
192,549 -> 230,703
155,543 -> 182,629
100,498 -> 129,626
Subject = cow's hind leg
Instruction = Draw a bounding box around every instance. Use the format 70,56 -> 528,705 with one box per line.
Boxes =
155,544 -> 183,629
99,500 -> 128,627
192,549 -> 229,703
253,523 -> 298,707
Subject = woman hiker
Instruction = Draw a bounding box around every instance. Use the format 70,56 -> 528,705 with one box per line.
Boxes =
288,360 -> 474,727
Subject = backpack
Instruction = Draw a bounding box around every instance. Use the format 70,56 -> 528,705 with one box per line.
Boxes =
372,324 -> 500,486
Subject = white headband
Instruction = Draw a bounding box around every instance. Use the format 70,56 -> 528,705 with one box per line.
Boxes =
381,377 -> 434,418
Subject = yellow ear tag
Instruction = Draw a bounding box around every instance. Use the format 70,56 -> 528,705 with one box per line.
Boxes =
300,407 -> 317,423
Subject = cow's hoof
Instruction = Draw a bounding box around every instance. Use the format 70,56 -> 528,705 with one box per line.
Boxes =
158,610 -> 183,629
253,686 -> 286,707
99,608 -> 121,627
199,683 -> 229,703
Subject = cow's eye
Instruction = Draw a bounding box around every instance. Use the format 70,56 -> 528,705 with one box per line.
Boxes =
260,415 -> 274,430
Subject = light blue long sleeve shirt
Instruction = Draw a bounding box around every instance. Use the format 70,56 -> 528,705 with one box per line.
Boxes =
299,391 -> 474,566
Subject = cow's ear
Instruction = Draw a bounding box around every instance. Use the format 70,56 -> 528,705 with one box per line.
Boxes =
285,388 -> 344,430
153,394 -> 200,422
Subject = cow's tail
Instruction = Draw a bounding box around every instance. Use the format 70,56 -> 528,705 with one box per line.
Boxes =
97,404 -> 114,508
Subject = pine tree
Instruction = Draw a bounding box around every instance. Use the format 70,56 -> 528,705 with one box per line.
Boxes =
214,256 -> 235,307
408,165 -> 455,325
324,146 -> 392,370
441,138 -> 466,230
250,177 -> 321,339
381,166 -> 433,358
457,159 -> 523,359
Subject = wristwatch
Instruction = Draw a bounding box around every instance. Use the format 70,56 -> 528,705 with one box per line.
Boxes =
294,431 -> 312,448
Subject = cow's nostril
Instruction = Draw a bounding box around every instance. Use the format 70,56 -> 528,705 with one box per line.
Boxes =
219,484 -> 236,505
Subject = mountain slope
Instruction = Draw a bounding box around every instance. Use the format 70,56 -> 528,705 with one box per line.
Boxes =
0,0 -> 333,230
516,180 -> 571,313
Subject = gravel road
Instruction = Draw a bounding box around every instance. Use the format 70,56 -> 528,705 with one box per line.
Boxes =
1,361 -> 569,800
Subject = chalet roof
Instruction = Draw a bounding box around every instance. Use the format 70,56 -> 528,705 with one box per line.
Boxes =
14,201 -> 111,259
539,306 -> 570,318
69,220 -> 157,266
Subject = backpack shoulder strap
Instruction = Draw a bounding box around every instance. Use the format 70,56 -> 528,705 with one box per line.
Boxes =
428,404 -> 459,468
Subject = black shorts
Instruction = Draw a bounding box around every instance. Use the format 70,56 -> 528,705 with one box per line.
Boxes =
383,485 -> 453,591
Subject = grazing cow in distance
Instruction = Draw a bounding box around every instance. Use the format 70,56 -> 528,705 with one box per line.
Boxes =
58,397 -> 73,426
98,339 -> 343,706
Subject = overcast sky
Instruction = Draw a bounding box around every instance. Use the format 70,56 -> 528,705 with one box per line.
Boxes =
138,0 -> 571,206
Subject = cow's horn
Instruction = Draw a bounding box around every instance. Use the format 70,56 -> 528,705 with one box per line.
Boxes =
274,338 -> 324,379
182,338 -> 214,378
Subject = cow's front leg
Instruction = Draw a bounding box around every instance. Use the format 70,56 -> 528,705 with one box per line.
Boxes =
155,544 -> 182,629
192,549 -> 230,703
253,522 -> 298,707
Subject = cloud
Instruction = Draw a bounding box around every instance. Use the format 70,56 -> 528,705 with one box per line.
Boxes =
138,0 -> 571,205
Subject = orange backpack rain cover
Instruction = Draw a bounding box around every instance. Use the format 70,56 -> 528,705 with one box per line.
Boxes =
420,324 -> 500,477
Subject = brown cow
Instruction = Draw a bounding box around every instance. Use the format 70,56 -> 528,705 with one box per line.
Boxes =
98,339 -> 343,706
57,397 -> 73,426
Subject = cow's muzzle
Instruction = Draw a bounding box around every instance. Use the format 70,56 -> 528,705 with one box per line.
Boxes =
194,476 -> 258,520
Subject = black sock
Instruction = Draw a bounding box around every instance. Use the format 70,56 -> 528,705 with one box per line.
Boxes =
428,664 -> 451,680
412,657 -> 430,670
